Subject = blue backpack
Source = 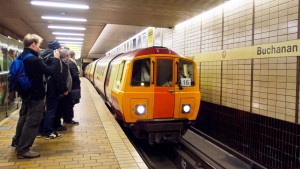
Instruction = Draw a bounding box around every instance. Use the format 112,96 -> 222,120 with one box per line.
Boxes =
9,53 -> 33,92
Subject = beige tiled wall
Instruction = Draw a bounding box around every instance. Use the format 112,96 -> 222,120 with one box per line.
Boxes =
223,0 -> 253,49
162,0 -> 299,123
222,59 -> 252,112
185,19 -> 202,55
201,9 -> 223,52
172,27 -> 185,54
196,62 -> 201,89
162,28 -> 173,49
254,0 -> 298,45
252,57 -> 297,122
200,61 -> 222,104
165,0 -> 299,50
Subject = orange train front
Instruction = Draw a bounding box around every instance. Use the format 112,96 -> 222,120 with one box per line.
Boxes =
85,46 -> 201,144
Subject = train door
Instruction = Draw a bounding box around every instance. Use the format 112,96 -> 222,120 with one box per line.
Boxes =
153,58 -> 175,118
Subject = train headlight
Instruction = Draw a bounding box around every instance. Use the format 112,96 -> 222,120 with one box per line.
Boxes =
136,105 -> 146,115
182,104 -> 191,114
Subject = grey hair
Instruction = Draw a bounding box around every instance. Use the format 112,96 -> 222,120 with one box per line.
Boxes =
60,48 -> 69,58
69,50 -> 75,58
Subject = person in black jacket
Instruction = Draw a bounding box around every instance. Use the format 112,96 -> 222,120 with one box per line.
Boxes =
53,48 -> 72,130
11,34 -> 60,159
63,50 -> 80,124
39,40 -> 69,139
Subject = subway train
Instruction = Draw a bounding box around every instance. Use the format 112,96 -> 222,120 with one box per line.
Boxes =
84,46 -> 201,144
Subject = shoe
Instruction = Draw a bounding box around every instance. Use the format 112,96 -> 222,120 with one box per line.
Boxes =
53,132 -> 61,138
44,132 -> 61,140
11,137 -> 17,147
64,120 -> 79,125
11,142 -> 17,147
17,151 -> 40,159
55,126 -> 67,131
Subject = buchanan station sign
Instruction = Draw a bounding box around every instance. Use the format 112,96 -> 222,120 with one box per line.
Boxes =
192,39 -> 300,62
257,45 -> 298,55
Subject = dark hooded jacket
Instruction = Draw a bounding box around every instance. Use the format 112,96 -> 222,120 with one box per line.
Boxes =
20,48 -> 56,100
40,49 -> 68,99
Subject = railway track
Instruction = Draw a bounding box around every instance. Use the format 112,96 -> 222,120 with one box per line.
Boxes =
123,127 -> 228,169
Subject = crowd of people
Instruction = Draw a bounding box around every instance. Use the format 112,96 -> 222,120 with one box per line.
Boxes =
10,33 -> 81,159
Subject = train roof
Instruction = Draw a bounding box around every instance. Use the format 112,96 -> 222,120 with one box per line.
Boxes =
119,46 -> 187,59
92,47 -> 190,66
99,46 -> 187,62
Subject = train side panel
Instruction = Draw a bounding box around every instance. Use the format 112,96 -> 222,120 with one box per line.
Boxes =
93,60 -> 102,92
94,60 -> 109,97
109,58 -> 130,120
93,54 -> 122,98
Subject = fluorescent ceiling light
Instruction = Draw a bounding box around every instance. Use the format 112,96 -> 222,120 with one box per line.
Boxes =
56,37 -> 84,41
31,1 -> 89,9
48,25 -> 86,30
52,32 -> 84,36
42,16 -> 87,22
58,41 -> 83,44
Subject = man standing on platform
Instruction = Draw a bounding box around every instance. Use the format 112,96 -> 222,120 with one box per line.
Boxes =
53,48 -> 72,130
11,34 -> 60,159
63,50 -> 80,125
39,40 -> 69,139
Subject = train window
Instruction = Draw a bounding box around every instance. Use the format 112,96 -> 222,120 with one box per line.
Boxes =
131,58 -> 150,86
116,61 -> 125,88
178,60 -> 195,86
156,59 -> 173,87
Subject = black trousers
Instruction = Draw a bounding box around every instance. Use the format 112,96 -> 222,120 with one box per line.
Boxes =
53,97 -> 65,129
63,95 -> 75,123
15,99 -> 45,153
53,95 -> 73,128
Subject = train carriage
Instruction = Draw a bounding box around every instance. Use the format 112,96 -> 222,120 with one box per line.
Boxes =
85,46 -> 201,144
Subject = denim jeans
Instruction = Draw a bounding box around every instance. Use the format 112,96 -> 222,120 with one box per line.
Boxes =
42,98 -> 59,135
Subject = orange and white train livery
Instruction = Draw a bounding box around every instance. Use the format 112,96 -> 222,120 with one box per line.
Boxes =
84,46 -> 201,144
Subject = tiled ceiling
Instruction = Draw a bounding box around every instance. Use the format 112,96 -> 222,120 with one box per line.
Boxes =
0,0 -> 225,58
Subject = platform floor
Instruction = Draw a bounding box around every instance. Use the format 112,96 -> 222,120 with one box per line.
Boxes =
0,78 -> 148,169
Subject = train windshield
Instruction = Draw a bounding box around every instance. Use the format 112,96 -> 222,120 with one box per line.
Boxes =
178,60 -> 195,87
156,59 -> 173,86
131,58 -> 150,86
